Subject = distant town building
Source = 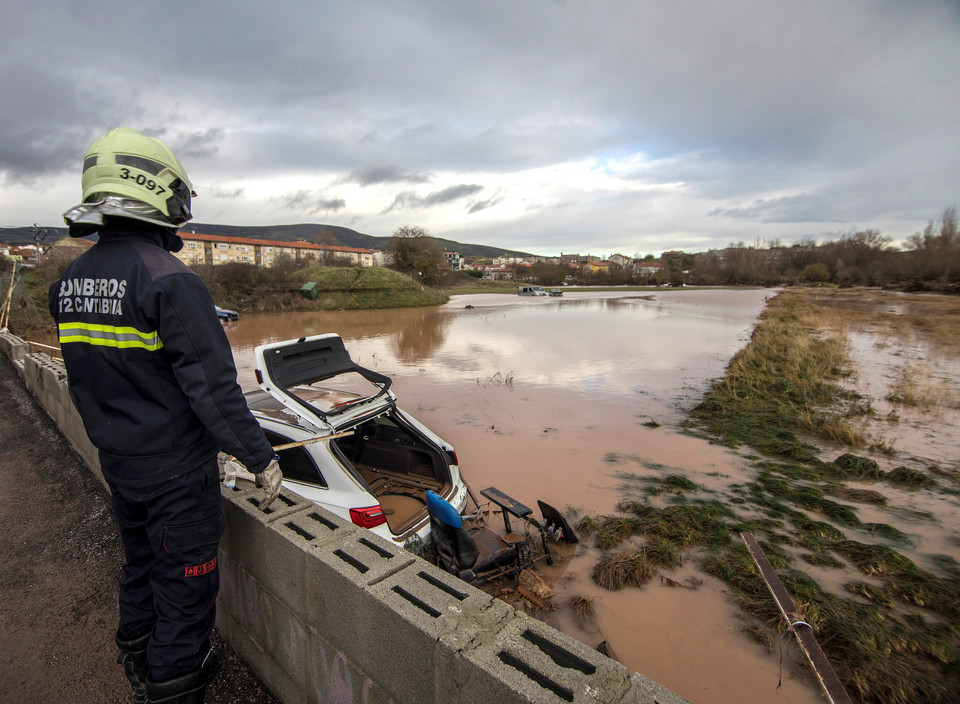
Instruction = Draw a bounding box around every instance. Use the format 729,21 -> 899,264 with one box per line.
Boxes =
444,251 -> 465,270
174,233 -> 376,268
582,260 -> 613,274
636,261 -> 662,279
481,267 -> 514,281
609,253 -> 634,269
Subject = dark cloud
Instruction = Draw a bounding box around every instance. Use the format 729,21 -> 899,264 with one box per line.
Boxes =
171,129 -> 226,160
467,196 -> 504,214
275,191 -> 347,214
383,184 -> 484,213
0,61 -> 125,179
205,184 -> 246,200
342,161 -> 432,186
709,196 -> 825,224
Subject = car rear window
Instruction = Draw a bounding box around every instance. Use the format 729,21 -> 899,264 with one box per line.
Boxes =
263,430 -> 328,488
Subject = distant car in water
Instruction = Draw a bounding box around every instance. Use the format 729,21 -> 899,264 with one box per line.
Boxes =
518,285 -> 547,296
549,288 -> 563,297
215,305 -> 239,321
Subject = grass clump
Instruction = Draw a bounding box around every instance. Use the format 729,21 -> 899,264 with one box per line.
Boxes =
929,553 -> 960,579
569,595 -> 599,631
844,580 -> 899,609
643,538 -> 683,569
861,523 -> 912,544
886,466 -> 937,489
574,514 -> 602,539
619,500 -> 734,551
594,516 -> 639,551
826,484 -> 888,505
833,540 -> 918,577
829,453 -> 884,480
592,551 -> 656,590
789,489 -> 862,527
662,474 -> 699,492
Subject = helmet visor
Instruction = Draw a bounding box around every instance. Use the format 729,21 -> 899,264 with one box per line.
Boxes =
165,178 -> 194,224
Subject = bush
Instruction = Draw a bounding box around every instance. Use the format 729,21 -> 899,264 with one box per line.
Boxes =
801,263 -> 830,282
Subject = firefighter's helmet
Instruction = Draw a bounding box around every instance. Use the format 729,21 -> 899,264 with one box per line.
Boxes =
80,127 -> 196,227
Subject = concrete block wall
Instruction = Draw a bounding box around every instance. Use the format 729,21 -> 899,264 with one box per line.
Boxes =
1,331 -> 688,704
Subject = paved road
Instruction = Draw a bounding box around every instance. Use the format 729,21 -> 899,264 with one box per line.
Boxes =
0,355 -> 278,703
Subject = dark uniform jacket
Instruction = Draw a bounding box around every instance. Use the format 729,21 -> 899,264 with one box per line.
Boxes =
49,220 -> 274,488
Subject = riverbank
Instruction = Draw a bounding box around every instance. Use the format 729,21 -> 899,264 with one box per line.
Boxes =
578,288 -> 960,704
3,263 -> 453,350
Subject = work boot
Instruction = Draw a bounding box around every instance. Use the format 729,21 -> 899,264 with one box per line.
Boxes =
116,632 -> 150,704
145,650 -> 218,704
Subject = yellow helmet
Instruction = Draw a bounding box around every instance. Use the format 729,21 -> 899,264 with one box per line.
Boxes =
81,127 -> 196,226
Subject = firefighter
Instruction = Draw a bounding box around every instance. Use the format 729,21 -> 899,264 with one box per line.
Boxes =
49,127 -> 282,703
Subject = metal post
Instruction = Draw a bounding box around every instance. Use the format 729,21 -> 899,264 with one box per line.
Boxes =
740,532 -> 854,704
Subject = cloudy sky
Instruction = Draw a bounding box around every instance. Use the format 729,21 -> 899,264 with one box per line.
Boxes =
2,1 -> 958,256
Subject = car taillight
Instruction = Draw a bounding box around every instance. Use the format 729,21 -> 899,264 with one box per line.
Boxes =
350,505 -> 387,528
446,449 -> 459,466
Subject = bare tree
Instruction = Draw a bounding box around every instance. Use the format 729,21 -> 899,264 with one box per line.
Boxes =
387,225 -> 446,286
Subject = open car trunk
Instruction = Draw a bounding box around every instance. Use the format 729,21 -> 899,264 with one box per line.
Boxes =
252,334 -> 459,538
332,412 -> 453,535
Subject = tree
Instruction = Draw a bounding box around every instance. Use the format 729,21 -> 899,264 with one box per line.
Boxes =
800,263 -> 830,282
387,225 -> 446,286
905,207 -> 960,282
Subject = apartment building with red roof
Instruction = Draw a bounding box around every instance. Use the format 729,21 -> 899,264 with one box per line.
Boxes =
174,232 -> 376,268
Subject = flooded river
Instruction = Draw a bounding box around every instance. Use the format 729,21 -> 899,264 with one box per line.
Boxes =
224,288 -> 826,704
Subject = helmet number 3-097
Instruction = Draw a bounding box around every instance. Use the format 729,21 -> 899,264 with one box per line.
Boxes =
119,167 -> 167,196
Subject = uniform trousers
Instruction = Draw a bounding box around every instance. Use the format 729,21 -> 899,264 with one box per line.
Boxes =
110,457 -> 223,681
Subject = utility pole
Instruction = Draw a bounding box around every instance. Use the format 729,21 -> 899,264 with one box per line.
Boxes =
31,223 -> 50,266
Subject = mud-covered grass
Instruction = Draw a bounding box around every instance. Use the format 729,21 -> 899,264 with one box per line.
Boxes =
686,289 -> 864,457
580,289 -> 960,703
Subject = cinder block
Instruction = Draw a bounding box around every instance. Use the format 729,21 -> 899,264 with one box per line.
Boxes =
22,353 -> 43,391
444,611 -> 651,704
303,629 -> 396,704
617,674 -> 691,704
36,356 -> 65,419
216,564 -> 308,704
220,488 -> 358,619
0,331 -> 29,362
313,556 -> 510,704
217,555 -> 312,696
221,476 -> 310,522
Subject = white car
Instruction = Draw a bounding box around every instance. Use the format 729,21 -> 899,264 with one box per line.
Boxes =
246,334 -> 469,549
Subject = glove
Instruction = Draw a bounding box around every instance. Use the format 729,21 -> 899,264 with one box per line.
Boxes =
254,457 -> 283,511
218,451 -> 256,488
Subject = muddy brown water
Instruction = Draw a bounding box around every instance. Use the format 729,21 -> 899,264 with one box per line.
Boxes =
224,288 -> 827,704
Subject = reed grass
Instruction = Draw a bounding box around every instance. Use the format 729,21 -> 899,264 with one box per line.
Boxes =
569,595 -> 599,631
594,516 -> 639,551
591,551 -> 656,590
687,290 -> 865,456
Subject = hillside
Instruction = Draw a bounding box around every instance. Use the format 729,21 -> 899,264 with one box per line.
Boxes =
0,223 -> 531,260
